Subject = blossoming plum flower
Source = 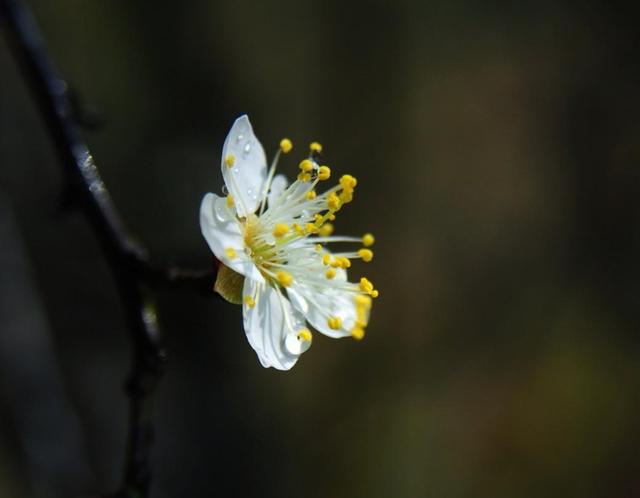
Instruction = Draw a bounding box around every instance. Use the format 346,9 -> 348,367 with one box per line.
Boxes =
200,115 -> 378,370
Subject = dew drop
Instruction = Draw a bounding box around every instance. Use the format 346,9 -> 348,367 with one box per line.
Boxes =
242,142 -> 251,158
214,198 -> 230,222
236,133 -> 244,143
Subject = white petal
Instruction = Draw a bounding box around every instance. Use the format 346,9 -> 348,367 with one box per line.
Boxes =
267,174 -> 288,209
221,115 -> 267,217
289,276 -> 356,339
200,193 -> 264,283
243,280 -> 310,370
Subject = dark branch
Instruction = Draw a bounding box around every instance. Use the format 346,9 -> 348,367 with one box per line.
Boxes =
0,0 -> 216,291
0,0 -> 217,496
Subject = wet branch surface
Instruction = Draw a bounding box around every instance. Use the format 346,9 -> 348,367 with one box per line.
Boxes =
0,0 -> 217,496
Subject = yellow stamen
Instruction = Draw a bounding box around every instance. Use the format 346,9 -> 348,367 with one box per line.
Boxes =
224,154 -> 235,168
293,223 -> 305,236
243,295 -> 256,308
360,277 -> 374,293
273,223 -> 290,237
339,190 -> 354,204
280,138 -> 292,153
326,268 -> 337,279
355,295 -> 372,308
317,165 -> 331,181
330,256 -> 350,268
351,327 -> 365,340
371,290 -> 379,298
327,192 -> 342,211
297,329 -> 313,342
310,142 -> 323,153
328,316 -> 342,330
358,248 -> 373,262
225,247 -> 237,259
340,174 -> 358,189
298,172 -> 311,182
299,159 -> 314,172
305,223 -> 318,234
314,213 -> 324,225
322,254 -> 332,265
319,223 -> 334,237
315,244 -> 323,251
277,271 -> 293,287
362,233 -> 375,247
306,190 -> 317,200
226,194 -> 234,207
328,213 -> 336,221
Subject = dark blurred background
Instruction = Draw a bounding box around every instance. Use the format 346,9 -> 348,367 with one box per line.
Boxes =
1,1 -> 640,497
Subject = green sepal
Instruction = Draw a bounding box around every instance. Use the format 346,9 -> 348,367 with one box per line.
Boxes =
214,263 -> 245,305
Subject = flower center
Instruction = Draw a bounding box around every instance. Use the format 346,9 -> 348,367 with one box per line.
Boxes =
242,214 -> 281,276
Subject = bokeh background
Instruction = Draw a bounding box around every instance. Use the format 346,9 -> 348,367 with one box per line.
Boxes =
1,1 -> 640,497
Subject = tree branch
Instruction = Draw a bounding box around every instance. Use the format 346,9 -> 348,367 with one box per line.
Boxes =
0,0 -> 217,496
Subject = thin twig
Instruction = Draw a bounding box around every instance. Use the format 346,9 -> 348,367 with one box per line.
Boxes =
0,0 -> 216,496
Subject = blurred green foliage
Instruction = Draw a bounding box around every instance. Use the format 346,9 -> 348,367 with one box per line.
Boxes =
1,0 -> 639,497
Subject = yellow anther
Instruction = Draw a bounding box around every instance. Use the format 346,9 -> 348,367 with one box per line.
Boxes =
293,223 -> 305,236
317,165 -> 331,181
273,223 -> 290,237
338,256 -> 351,268
339,190 -> 354,204
305,223 -> 318,234
326,268 -> 337,279
224,154 -> 235,168
339,174 -> 358,189
310,142 -> 323,153
315,244 -> 323,251
371,290 -> 379,298
279,138 -> 293,153
328,316 -> 342,330
225,247 -> 237,259
277,271 -> 293,287
319,223 -> 334,237
297,329 -> 313,342
356,314 -> 367,327
354,295 -> 372,308
314,213 -> 324,225
306,190 -> 317,200
327,192 -> 342,211
358,248 -> 373,262
243,295 -> 256,308
328,213 -> 336,221
362,233 -> 375,247
226,194 -> 234,208
351,327 -> 365,340
297,172 -> 311,182
322,254 -> 332,265
299,159 -> 314,172
360,277 -> 374,293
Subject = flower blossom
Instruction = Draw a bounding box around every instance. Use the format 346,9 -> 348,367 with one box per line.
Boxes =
200,115 -> 378,370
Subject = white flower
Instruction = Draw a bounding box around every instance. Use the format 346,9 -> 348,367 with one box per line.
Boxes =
200,115 -> 378,370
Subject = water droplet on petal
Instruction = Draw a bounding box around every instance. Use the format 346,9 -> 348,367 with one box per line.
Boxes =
242,142 -> 251,158
214,198 -> 231,222
284,332 -> 312,356
236,134 -> 244,143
